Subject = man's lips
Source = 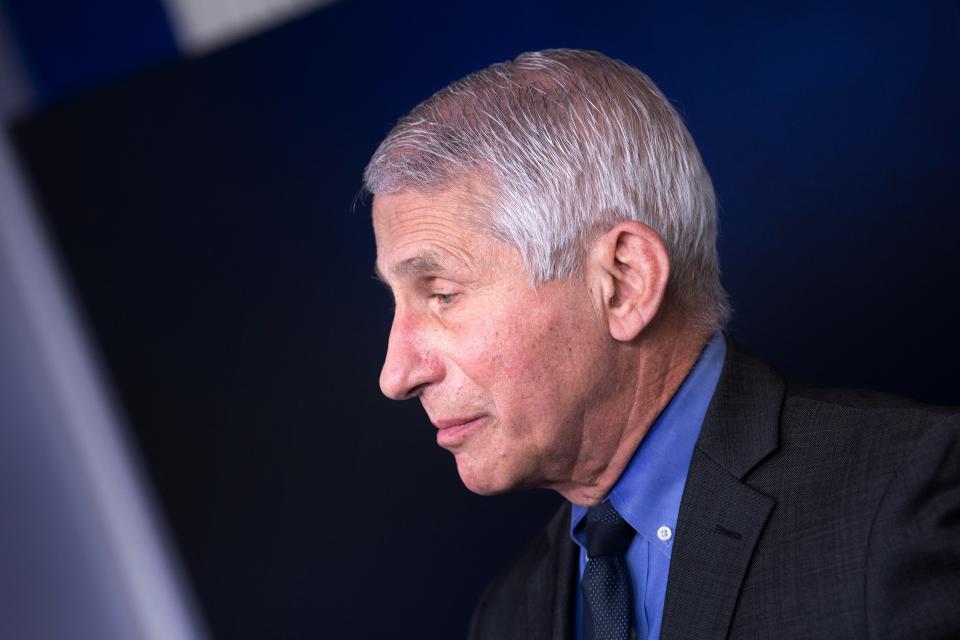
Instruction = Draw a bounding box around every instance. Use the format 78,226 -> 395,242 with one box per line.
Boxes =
432,415 -> 486,447
431,416 -> 484,429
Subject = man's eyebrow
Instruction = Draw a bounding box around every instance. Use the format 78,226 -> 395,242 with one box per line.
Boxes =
395,253 -> 448,277
376,253 -> 452,285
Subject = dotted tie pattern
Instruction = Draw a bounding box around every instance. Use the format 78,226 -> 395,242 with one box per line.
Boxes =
582,501 -> 636,640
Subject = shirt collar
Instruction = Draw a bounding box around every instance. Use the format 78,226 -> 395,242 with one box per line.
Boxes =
570,332 -> 727,556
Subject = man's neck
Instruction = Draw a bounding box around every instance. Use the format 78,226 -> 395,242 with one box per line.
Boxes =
556,314 -> 712,507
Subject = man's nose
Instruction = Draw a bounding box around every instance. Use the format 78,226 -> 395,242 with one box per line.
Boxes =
379,312 -> 443,400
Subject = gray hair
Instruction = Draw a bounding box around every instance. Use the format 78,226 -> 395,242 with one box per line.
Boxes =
364,48 -> 730,332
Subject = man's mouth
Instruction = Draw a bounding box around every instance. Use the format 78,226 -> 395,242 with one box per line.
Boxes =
432,415 -> 486,447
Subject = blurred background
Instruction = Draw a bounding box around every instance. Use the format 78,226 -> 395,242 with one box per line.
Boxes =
0,0 -> 957,637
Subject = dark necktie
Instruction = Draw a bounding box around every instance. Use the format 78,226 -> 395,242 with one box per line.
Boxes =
581,501 -> 637,640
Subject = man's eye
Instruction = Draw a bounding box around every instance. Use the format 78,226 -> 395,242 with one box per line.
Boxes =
430,293 -> 457,305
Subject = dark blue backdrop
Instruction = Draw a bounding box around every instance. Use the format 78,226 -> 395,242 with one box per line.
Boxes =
9,0 -> 960,636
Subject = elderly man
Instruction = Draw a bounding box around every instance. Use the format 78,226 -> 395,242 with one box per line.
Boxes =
364,49 -> 960,640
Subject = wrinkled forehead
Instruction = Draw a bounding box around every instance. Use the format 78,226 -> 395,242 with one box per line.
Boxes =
371,184 -> 493,245
373,189 -> 484,267
373,187 -> 463,231
372,187 -> 523,286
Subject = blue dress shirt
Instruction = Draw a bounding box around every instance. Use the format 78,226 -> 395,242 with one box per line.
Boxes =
570,333 -> 726,640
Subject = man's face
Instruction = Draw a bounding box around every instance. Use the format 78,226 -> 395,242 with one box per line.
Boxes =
373,188 -> 621,495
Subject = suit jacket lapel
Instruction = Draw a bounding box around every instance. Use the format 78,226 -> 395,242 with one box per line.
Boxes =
523,503 -> 578,640
660,340 -> 784,640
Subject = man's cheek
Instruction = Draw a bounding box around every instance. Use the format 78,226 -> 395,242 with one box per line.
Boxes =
460,325 -> 530,378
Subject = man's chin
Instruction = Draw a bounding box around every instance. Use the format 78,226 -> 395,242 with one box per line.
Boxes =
453,457 -> 516,496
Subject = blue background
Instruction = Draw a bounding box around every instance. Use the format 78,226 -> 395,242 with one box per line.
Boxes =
7,0 -> 960,636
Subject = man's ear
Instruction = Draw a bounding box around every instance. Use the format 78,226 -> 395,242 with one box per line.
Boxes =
587,221 -> 670,342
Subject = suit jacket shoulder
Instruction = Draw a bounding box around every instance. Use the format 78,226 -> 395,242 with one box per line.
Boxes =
662,343 -> 960,639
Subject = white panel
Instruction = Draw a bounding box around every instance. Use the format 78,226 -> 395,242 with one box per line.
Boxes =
165,0 -> 339,55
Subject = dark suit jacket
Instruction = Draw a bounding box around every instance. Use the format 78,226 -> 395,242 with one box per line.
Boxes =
468,342 -> 960,639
